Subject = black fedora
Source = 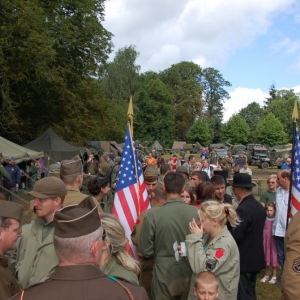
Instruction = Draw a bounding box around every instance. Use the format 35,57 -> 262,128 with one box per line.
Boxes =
229,173 -> 256,187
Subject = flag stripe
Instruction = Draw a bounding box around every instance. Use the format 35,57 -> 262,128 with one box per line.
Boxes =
112,124 -> 150,259
291,125 -> 300,218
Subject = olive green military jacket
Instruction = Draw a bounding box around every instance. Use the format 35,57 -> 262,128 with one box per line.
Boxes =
13,218 -> 59,289
0,255 -> 20,300
186,226 -> 240,300
139,198 -> 198,300
0,164 -> 11,187
101,256 -> 139,286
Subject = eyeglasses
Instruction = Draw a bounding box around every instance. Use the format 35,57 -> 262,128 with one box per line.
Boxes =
268,181 -> 276,184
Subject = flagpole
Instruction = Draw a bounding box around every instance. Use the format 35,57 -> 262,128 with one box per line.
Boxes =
286,99 -> 299,229
127,122 -> 141,215
127,95 -> 134,137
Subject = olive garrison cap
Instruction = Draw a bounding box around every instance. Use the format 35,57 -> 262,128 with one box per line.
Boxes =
144,165 -> 157,183
29,177 -> 67,199
154,182 -> 164,194
0,201 -> 24,222
54,196 -> 101,238
49,163 -> 61,178
60,159 -> 83,176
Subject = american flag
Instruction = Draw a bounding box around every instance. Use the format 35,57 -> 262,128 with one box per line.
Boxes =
112,124 -> 150,258
290,125 -> 300,217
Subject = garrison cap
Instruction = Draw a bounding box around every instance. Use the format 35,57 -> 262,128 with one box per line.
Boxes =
49,163 -> 61,178
54,196 -> 101,238
0,201 -> 24,222
154,182 -> 164,194
29,177 -> 67,199
60,159 -> 83,176
144,165 -> 157,183
177,165 -> 189,177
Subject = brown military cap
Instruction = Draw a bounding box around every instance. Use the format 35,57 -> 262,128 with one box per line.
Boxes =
60,159 -> 83,176
144,165 -> 157,183
29,177 -> 67,199
0,201 -> 24,222
54,196 -> 101,238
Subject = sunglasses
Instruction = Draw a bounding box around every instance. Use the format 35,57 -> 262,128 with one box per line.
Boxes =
102,228 -> 106,241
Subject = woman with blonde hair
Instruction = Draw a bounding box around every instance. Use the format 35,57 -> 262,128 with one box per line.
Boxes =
185,200 -> 240,300
99,213 -> 140,285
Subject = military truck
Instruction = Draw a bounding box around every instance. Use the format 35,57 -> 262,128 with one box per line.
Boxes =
183,142 -> 202,154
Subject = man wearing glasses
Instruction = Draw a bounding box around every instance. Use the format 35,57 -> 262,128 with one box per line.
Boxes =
260,174 -> 278,207
0,201 -> 23,299
11,177 -> 67,289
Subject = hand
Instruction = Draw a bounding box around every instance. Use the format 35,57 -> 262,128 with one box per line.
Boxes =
189,218 -> 203,235
16,184 -> 19,188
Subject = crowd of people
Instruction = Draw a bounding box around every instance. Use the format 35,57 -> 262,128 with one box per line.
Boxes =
0,150 -> 298,300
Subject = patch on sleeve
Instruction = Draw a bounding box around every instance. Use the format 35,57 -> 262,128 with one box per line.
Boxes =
292,258 -> 300,273
136,218 -> 140,225
215,248 -> 225,259
206,259 -> 217,271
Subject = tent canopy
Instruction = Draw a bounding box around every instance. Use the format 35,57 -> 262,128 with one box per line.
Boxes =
0,136 -> 44,164
172,141 -> 186,150
24,128 -> 85,162
151,140 -> 164,151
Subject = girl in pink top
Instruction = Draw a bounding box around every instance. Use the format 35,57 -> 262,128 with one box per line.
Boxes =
260,202 -> 279,284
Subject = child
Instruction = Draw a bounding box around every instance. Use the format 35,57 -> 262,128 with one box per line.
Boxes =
194,271 -> 219,300
260,202 -> 279,284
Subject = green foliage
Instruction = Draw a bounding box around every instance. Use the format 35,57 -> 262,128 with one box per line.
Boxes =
159,61 -> 203,140
221,115 -> 250,144
265,89 -> 300,141
238,102 -> 264,141
199,67 -> 231,142
99,45 -> 141,104
135,77 -> 175,148
0,0 -> 112,143
256,113 -> 288,146
186,118 -> 212,145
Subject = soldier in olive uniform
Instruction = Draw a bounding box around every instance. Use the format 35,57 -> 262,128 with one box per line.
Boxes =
0,155 -> 11,193
11,197 -> 148,300
11,177 -> 67,289
60,159 -> 101,211
139,172 -> 198,300
281,210 -> 300,299
0,201 -> 23,299
98,155 -> 110,177
131,182 -> 167,299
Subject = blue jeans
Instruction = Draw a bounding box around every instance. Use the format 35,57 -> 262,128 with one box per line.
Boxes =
274,236 -> 285,269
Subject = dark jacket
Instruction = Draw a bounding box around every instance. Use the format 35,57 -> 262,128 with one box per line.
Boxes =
3,164 -> 21,189
10,265 -> 148,300
232,194 -> 266,273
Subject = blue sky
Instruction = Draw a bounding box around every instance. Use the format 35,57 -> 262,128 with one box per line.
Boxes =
104,0 -> 300,121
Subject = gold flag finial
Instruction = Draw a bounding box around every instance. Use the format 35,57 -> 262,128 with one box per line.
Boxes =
292,99 -> 298,122
127,95 -> 134,136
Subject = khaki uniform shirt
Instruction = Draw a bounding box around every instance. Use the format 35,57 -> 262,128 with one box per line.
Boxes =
14,218 -> 59,289
0,255 -> 20,300
281,210 -> 300,299
186,226 -> 240,300
101,256 -> 139,286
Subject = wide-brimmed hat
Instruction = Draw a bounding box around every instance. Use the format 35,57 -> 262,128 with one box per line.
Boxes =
228,173 -> 256,187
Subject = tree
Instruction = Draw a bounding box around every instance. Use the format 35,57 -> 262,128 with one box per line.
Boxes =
135,77 -> 175,147
256,113 -> 288,146
221,115 -> 250,144
99,45 -> 141,104
186,118 -> 212,145
0,0 -> 113,143
265,89 -> 300,141
199,67 -> 231,142
159,62 -> 203,140
237,102 -> 264,141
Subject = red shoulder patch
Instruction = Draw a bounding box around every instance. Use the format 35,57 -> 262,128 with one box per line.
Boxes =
215,248 -> 225,259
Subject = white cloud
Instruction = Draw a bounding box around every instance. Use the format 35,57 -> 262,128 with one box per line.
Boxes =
104,0 -> 296,72
223,84 -> 300,122
223,88 -> 268,122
